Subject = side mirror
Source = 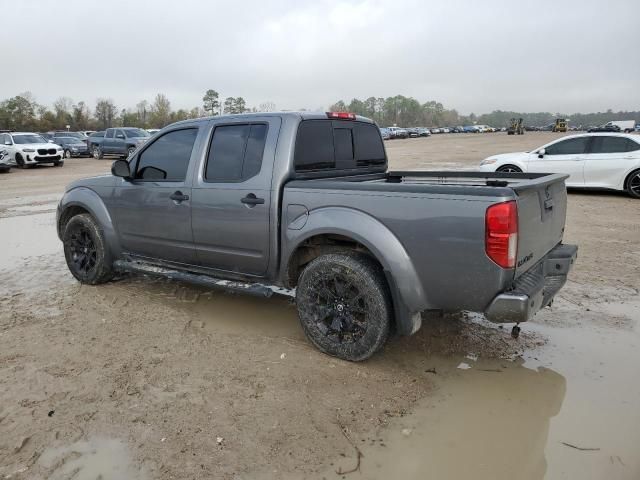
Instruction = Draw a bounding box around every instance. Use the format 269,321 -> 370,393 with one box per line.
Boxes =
538,148 -> 546,158
112,159 -> 131,179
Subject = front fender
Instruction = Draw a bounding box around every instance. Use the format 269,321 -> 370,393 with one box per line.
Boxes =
57,187 -> 122,256
283,207 -> 428,332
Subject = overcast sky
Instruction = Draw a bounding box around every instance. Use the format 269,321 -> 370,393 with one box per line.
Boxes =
3,0 -> 639,114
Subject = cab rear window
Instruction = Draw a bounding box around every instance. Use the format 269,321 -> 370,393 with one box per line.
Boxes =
294,120 -> 386,173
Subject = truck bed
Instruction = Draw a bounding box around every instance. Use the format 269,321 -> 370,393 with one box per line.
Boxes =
284,170 -> 569,312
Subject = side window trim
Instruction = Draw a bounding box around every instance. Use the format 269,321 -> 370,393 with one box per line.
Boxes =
202,122 -> 269,184
132,127 -> 198,183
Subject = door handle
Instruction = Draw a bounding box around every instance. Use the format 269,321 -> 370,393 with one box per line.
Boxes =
170,191 -> 189,202
241,193 -> 265,206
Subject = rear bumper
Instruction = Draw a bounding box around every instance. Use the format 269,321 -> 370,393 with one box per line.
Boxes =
485,243 -> 578,323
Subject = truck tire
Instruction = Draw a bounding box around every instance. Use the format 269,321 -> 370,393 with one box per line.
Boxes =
92,146 -> 103,159
625,169 -> 640,199
296,252 -> 392,361
62,213 -> 114,284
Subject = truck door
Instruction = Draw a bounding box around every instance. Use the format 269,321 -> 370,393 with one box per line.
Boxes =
114,129 -> 126,154
103,129 -> 115,153
191,117 -> 281,276
108,127 -> 201,264
526,136 -> 589,187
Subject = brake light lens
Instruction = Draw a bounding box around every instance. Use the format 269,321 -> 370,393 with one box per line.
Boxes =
326,112 -> 356,120
485,200 -> 518,268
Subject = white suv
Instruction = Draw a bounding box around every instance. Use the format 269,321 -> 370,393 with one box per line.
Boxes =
0,132 -> 64,168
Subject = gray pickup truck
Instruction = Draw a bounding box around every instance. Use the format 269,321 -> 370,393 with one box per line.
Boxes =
88,127 -> 150,159
57,112 -> 577,361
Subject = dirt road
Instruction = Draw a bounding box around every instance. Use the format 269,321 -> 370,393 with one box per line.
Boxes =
1,132 -> 638,479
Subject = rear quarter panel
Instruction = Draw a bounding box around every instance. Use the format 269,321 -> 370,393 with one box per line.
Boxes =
282,186 -> 515,313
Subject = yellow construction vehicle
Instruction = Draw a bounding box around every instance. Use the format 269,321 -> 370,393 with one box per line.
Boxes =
552,119 -> 567,132
507,118 -> 524,135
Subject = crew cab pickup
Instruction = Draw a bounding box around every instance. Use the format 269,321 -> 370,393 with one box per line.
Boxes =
57,112 -> 577,361
88,127 -> 150,159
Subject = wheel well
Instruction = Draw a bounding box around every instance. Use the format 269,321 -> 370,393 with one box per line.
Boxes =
58,206 -> 90,236
624,168 -> 640,189
285,234 -> 380,288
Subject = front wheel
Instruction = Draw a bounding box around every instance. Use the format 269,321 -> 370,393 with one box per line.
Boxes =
63,213 -> 114,284
92,146 -> 103,159
497,164 -> 523,173
296,252 -> 392,361
626,169 -> 640,199
127,146 -> 136,157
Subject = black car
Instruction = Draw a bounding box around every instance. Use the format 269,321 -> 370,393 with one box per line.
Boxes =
55,136 -> 90,158
588,124 -> 621,133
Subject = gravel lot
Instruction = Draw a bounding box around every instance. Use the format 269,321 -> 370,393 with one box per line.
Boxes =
1,132 -> 638,479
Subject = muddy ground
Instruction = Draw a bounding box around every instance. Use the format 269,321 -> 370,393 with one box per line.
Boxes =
1,132 -> 638,479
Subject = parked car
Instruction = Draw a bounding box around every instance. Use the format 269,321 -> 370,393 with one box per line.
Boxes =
387,126 -> 408,139
588,124 -> 622,133
81,130 -> 96,137
50,131 -> 88,141
407,128 -> 420,138
146,129 -> 161,135
39,132 -> 54,141
415,127 -> 431,137
440,127 -> 450,133
56,136 -> 90,158
0,132 -> 64,168
601,120 -> 636,133
57,111 -> 577,361
479,133 -> 640,198
379,127 -> 391,140
88,127 -> 150,159
431,128 -> 441,134
463,125 -> 479,133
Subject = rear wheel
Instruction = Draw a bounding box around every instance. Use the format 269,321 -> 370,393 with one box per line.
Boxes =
497,164 -> 522,173
64,149 -> 71,159
63,213 -> 114,284
296,252 -> 392,361
626,169 -> 640,199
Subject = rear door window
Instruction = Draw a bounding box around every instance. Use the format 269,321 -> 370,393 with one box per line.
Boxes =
626,139 -> 640,152
294,121 -> 335,171
545,137 -> 590,155
590,136 -> 631,154
205,123 -> 268,182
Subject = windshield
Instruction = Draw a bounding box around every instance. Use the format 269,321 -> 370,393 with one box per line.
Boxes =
123,128 -> 150,138
56,132 -> 85,139
58,137 -> 82,144
13,134 -> 47,144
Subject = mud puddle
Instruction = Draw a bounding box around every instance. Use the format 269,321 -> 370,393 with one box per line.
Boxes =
0,212 -> 61,271
35,437 -> 145,480
328,311 -> 640,480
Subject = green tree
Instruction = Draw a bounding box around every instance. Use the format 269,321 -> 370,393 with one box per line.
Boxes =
233,97 -> 247,114
149,93 -> 171,128
202,89 -> 220,116
95,98 -> 117,129
329,100 -> 347,112
223,97 -> 235,114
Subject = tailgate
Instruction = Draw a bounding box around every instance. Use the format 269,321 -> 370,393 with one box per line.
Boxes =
513,174 -> 568,277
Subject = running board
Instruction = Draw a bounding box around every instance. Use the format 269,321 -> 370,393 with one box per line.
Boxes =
113,260 -> 295,298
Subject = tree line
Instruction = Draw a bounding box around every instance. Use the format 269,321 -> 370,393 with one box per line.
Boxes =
2,89 -> 637,132
330,95 -> 640,128
0,90 -> 277,132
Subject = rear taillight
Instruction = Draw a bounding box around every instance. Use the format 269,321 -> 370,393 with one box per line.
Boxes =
326,112 -> 356,120
485,200 -> 518,269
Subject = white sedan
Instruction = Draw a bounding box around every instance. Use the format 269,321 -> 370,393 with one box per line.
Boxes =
479,133 -> 640,198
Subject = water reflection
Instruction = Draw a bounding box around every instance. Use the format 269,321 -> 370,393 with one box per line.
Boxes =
332,358 -> 566,480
